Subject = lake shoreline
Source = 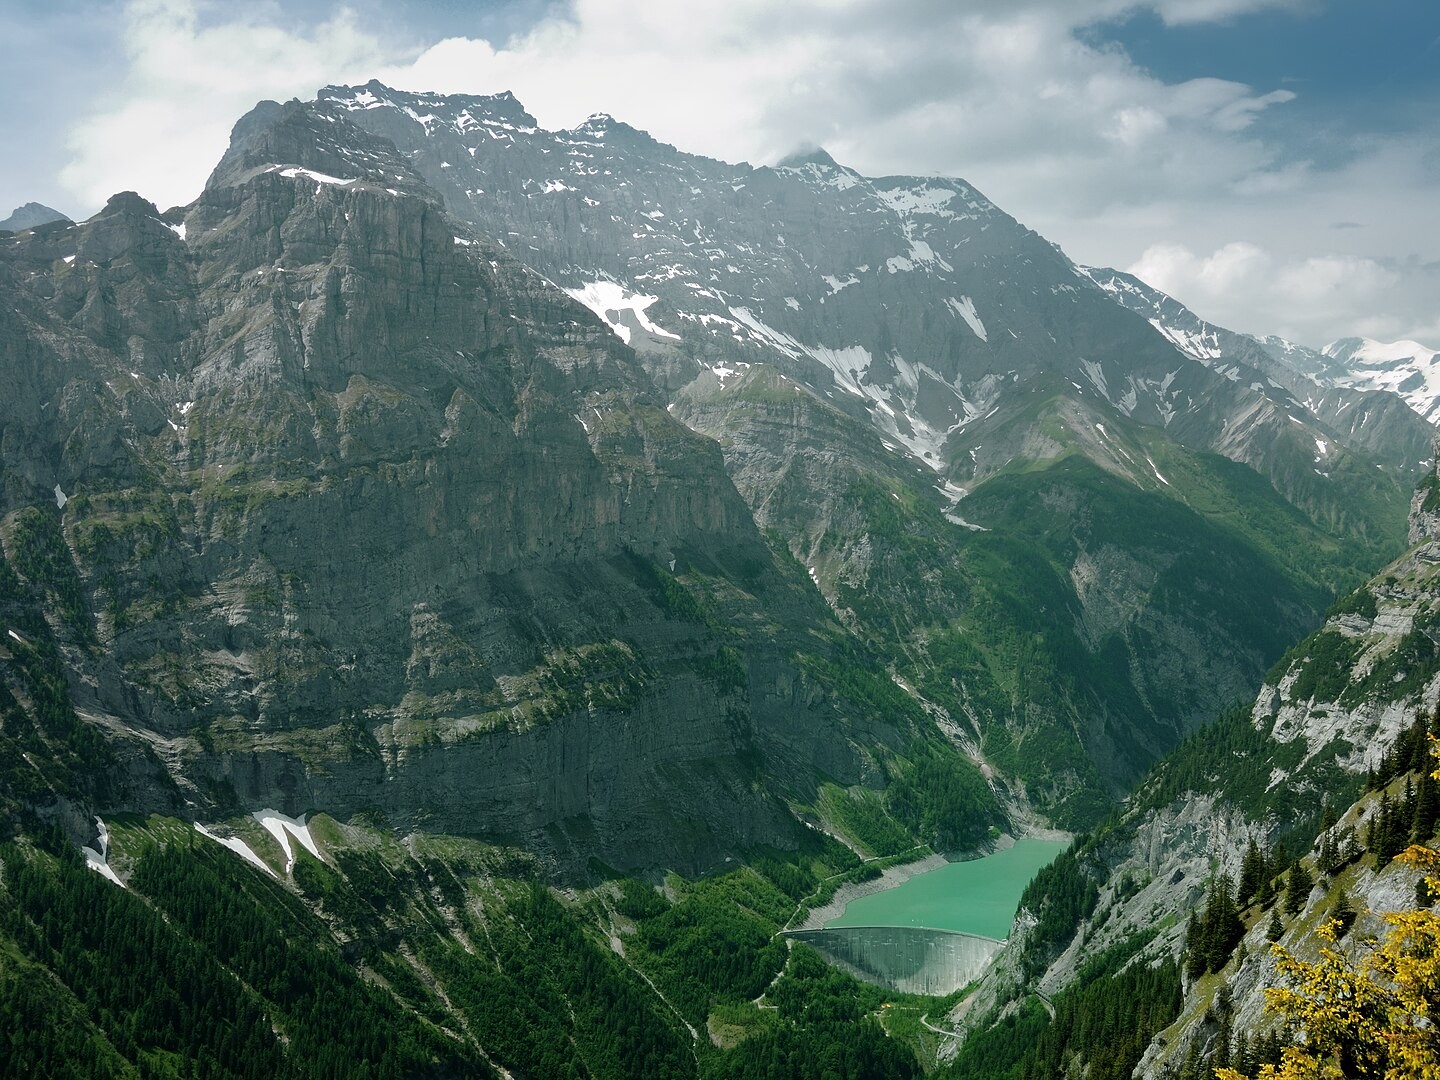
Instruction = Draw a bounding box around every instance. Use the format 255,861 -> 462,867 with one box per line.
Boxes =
794,851 -> 949,931
800,836 -> 1070,939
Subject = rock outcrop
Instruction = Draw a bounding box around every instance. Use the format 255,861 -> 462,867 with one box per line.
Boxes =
0,104 -> 909,872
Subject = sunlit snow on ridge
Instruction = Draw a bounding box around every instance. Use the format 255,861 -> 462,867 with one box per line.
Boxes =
1321,338 -> 1440,420
275,166 -> 357,191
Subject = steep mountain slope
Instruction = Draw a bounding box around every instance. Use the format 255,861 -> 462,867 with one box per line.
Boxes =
296,81 -> 1421,824
0,100 -> 994,875
945,449 -> 1440,1077
682,364 -> 1360,823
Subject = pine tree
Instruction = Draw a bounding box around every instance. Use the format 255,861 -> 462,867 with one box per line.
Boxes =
1255,871 -> 1277,908
1316,828 -> 1338,876
1213,985 -> 1234,1070
1178,1041 -> 1201,1080
1413,769 -> 1439,842
1189,874 -> 1245,976
1340,827 -> 1362,868
1255,1029 -> 1285,1072
1332,892 -> 1357,937
1283,862 -> 1311,917
1267,909 -> 1284,943
1239,838 -> 1267,904
1185,910 -> 1206,982
1233,1031 -> 1251,1077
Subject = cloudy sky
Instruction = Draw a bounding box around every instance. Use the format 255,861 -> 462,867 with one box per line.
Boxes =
2,0 -> 1435,348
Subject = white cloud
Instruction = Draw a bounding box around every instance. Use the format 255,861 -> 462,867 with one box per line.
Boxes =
1128,241 -> 1438,348
1130,241 -> 1274,300
58,0 -> 401,210
1147,0 -> 1309,25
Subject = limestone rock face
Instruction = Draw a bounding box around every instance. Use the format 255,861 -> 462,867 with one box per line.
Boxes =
0,104 -> 896,872
1409,438 -> 1440,544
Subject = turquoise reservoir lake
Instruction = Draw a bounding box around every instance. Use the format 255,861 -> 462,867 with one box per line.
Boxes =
826,838 -> 1068,940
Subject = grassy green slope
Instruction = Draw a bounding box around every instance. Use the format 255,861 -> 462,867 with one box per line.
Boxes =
725,375 -> 1407,829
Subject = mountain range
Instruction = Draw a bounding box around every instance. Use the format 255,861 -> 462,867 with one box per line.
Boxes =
0,80 -> 1436,1078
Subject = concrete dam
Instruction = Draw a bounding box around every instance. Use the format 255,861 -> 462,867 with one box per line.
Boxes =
781,925 -> 1004,996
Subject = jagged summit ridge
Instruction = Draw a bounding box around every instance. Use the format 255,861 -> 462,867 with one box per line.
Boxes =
306,81 -> 1422,515
205,96 -> 437,203
1079,264 -> 1436,476
311,81 -> 1258,480
321,79 -> 540,129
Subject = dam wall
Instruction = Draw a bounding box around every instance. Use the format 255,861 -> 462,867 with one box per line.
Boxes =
781,925 -> 1004,996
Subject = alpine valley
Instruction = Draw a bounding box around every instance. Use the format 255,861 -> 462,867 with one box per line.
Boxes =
1,82 -> 1437,1078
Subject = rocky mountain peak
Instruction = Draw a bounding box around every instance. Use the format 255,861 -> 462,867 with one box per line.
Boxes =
204,97 -> 435,204
0,84 -> 928,871
0,201 -> 71,232
99,190 -> 162,218
320,80 -> 540,132
569,111 -> 664,150
1281,335 -> 1440,423
776,145 -> 843,170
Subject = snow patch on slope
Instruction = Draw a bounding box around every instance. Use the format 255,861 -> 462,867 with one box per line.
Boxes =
1079,359 -> 1109,399
937,480 -> 987,531
945,297 -> 988,342
875,185 -> 959,218
565,280 -> 681,344
277,167 -> 357,189
82,817 -> 124,888
253,809 -> 322,874
1321,337 -> 1440,420
726,306 -> 966,470
194,822 -> 276,877
1147,318 -> 1222,362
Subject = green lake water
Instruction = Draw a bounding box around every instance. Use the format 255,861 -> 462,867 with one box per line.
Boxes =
826,838 -> 1068,940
